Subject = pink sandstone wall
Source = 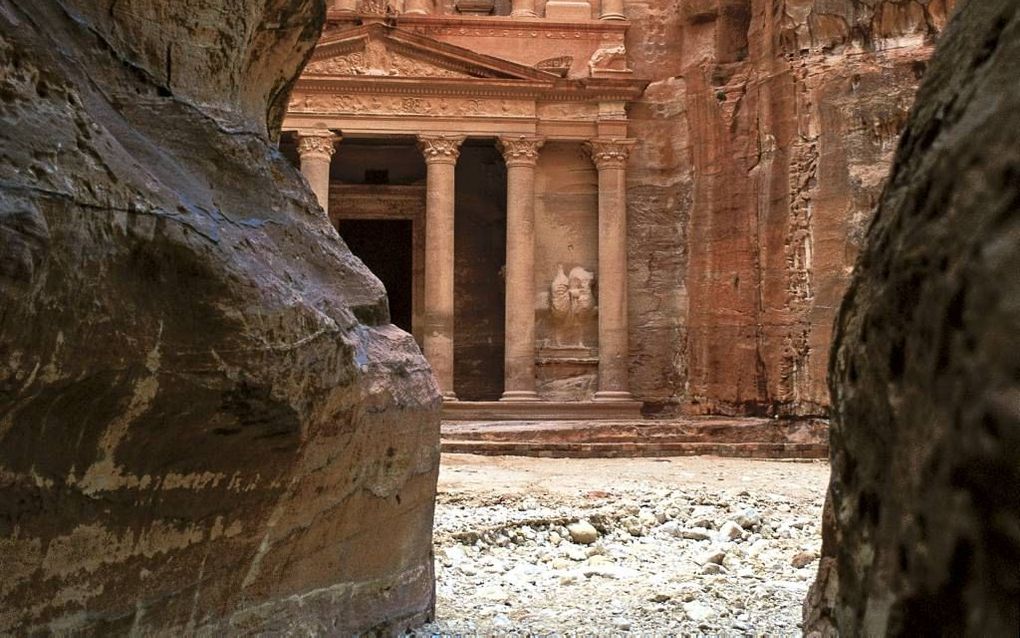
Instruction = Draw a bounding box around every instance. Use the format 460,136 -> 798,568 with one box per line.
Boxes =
625,0 -> 956,416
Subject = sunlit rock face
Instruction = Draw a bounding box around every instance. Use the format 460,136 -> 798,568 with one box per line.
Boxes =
626,0 -> 955,416
0,0 -> 440,634
805,1 -> 1020,634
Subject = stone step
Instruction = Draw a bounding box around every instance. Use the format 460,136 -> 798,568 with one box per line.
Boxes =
441,417 -> 829,459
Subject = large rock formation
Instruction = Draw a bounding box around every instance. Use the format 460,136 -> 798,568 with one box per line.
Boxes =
625,0 -> 955,416
0,0 -> 439,634
805,1 -> 1020,633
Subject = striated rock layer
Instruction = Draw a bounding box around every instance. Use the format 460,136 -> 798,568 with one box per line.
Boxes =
0,0 -> 440,634
805,1 -> 1020,634
626,0 -> 955,416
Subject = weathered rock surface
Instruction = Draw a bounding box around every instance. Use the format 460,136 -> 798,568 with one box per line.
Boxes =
0,0 -> 439,634
626,0 -> 955,416
805,1 -> 1020,634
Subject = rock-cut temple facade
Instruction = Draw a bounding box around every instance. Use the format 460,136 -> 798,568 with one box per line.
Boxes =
282,0 -> 954,420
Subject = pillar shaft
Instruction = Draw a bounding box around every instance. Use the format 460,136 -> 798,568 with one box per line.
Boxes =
297,130 -> 337,219
404,0 -> 431,14
498,137 -> 544,401
510,0 -> 537,17
418,135 -> 464,401
587,139 -> 635,401
600,0 -> 625,20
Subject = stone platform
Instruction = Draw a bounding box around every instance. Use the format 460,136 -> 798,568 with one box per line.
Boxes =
441,417 -> 829,459
442,400 -> 644,421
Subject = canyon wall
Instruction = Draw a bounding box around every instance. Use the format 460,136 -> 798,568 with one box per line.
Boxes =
0,0 -> 439,634
626,0 -> 955,416
805,0 -> 1020,633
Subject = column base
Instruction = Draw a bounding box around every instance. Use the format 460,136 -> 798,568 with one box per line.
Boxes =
500,391 -> 540,402
510,10 -> 538,17
594,390 -> 634,402
599,12 -> 627,20
442,392 -> 459,402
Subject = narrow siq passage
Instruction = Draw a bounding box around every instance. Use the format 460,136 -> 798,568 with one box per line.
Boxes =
412,454 -> 827,635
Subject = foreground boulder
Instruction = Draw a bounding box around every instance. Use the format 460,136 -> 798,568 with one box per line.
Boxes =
0,0 -> 439,634
806,1 -> 1020,635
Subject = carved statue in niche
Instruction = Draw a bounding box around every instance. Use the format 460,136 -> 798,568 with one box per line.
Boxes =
550,264 -> 596,346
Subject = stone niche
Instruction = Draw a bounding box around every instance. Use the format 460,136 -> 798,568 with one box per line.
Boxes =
534,142 -> 599,401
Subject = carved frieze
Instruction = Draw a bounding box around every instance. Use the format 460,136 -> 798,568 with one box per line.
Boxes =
305,52 -> 367,75
389,52 -> 470,78
409,25 -> 624,42
305,49 -> 470,79
289,93 -> 533,117
537,101 -> 598,120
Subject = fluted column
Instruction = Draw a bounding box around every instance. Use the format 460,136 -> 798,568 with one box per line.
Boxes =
510,0 -> 537,17
586,138 -> 635,401
498,136 -> 544,401
297,130 -> 338,218
418,135 -> 464,401
600,0 -> 625,20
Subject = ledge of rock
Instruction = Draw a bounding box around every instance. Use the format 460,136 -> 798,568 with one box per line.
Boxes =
0,0 -> 440,634
805,1 -> 1020,634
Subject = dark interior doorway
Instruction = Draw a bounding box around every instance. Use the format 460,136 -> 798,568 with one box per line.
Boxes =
337,219 -> 414,335
454,140 -> 507,401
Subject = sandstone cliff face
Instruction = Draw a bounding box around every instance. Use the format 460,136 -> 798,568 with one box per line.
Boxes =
0,0 -> 439,634
804,1 -> 1020,633
627,0 -> 954,416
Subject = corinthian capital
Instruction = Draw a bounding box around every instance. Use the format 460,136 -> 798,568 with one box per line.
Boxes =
497,136 -> 545,167
417,135 -> 465,164
297,130 -> 338,159
585,138 -> 636,170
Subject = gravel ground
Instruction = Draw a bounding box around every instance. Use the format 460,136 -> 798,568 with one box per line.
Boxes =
411,454 -> 829,637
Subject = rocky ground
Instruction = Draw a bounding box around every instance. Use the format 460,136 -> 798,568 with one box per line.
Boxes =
411,454 -> 829,636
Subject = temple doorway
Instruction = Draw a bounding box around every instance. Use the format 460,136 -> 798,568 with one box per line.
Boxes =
337,219 -> 414,335
454,140 -> 507,401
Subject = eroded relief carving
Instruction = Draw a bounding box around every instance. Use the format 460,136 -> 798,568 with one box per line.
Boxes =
305,52 -> 367,75
289,93 -> 532,117
550,264 -> 596,347
304,49 -> 470,78
588,45 -> 631,75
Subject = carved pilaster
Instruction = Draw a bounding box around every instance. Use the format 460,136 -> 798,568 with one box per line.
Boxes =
585,138 -> 634,169
497,136 -> 545,167
417,135 -> 465,164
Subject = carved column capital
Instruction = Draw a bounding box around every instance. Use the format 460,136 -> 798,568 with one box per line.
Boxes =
297,130 -> 339,160
417,135 -> 465,164
497,136 -> 545,167
585,138 -> 635,170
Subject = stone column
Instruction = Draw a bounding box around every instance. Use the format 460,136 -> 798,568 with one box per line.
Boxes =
418,135 -> 464,401
297,129 -> 338,218
510,0 -> 537,17
599,0 -> 625,20
332,0 -> 358,12
498,136 -> 544,401
586,138 -> 635,401
404,0 -> 431,14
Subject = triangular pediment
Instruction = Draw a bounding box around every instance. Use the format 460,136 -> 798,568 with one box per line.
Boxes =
303,23 -> 558,82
